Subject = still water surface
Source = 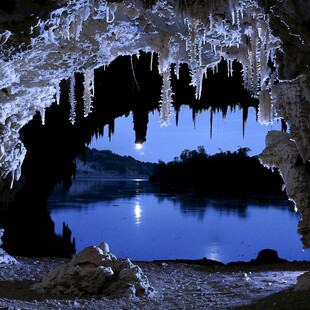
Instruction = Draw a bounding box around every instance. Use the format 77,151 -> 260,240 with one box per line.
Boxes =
48,179 -> 310,263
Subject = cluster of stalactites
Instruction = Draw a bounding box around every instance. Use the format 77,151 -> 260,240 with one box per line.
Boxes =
246,15 -> 278,125
1,139 -> 27,189
28,0 -> 279,127
28,0 -> 137,127
153,0 -> 279,126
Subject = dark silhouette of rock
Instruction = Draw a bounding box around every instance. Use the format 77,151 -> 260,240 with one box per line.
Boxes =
254,249 -> 287,265
227,249 -> 287,266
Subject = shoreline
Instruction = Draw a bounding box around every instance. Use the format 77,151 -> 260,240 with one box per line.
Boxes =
1,255 -> 310,309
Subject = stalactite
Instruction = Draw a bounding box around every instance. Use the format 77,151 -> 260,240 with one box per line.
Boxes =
210,109 -> 213,139
130,55 -> 140,91
175,107 -> 180,127
242,106 -> 248,137
258,88 -> 272,124
227,59 -> 234,77
174,61 -> 180,80
83,69 -> 95,117
39,107 -> 46,126
56,83 -> 60,105
150,51 -> 154,71
160,66 -> 174,126
69,74 -> 76,125
193,67 -> 204,100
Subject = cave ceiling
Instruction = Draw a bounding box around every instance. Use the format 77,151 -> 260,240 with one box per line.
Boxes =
0,0 -> 281,182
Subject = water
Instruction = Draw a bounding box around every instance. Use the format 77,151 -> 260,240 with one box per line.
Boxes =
48,178 -> 310,263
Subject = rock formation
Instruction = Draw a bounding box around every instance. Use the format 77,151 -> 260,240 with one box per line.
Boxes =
0,0 -> 309,256
0,0 -> 280,184
258,1 -> 310,248
32,242 -> 154,298
295,271 -> 310,291
260,131 -> 310,247
0,228 -> 17,265
227,248 -> 287,266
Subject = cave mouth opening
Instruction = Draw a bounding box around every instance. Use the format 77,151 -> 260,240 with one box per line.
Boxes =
1,0 -> 310,258
0,51 -> 283,258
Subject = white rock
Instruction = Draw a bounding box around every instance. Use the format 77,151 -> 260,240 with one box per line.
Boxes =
0,228 -> 18,265
32,242 -> 154,298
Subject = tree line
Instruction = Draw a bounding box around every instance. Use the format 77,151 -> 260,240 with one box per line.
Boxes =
149,146 -> 285,196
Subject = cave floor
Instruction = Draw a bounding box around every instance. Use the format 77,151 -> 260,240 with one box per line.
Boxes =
0,257 -> 310,309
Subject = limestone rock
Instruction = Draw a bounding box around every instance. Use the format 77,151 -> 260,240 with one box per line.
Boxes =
0,228 -> 18,265
32,242 -> 154,298
295,271 -> 310,291
260,130 -> 310,247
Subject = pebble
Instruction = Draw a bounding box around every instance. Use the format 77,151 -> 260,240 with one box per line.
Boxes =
0,258 -> 304,309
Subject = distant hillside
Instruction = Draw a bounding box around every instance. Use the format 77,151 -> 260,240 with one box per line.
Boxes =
76,148 -> 156,178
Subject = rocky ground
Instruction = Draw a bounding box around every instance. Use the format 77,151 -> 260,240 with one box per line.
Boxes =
1,256 -> 310,309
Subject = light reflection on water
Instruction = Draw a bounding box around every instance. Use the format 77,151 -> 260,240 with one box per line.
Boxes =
48,178 -> 310,263
134,200 -> 142,225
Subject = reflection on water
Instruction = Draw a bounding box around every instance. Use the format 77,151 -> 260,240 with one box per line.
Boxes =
134,201 -> 142,225
48,179 -> 310,263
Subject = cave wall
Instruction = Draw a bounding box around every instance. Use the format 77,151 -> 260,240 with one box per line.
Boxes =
258,0 -> 310,247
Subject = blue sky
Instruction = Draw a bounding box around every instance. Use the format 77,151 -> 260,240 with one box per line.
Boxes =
89,106 -> 281,163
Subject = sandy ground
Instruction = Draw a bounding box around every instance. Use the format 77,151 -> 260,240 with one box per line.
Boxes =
1,257 -> 310,309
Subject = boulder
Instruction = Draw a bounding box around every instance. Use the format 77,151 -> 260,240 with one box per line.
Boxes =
32,242 -> 154,298
252,249 -> 287,265
295,271 -> 310,291
227,249 -> 287,266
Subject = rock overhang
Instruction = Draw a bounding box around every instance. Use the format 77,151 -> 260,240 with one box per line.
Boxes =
1,0 -> 310,247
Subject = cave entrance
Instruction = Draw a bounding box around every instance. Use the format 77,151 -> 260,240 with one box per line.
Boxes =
46,54 -> 310,262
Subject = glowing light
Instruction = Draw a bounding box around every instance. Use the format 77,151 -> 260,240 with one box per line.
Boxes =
205,243 -> 221,262
135,143 -> 143,150
134,201 -> 142,225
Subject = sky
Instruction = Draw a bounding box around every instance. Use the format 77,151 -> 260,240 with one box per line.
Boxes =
89,106 -> 281,163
